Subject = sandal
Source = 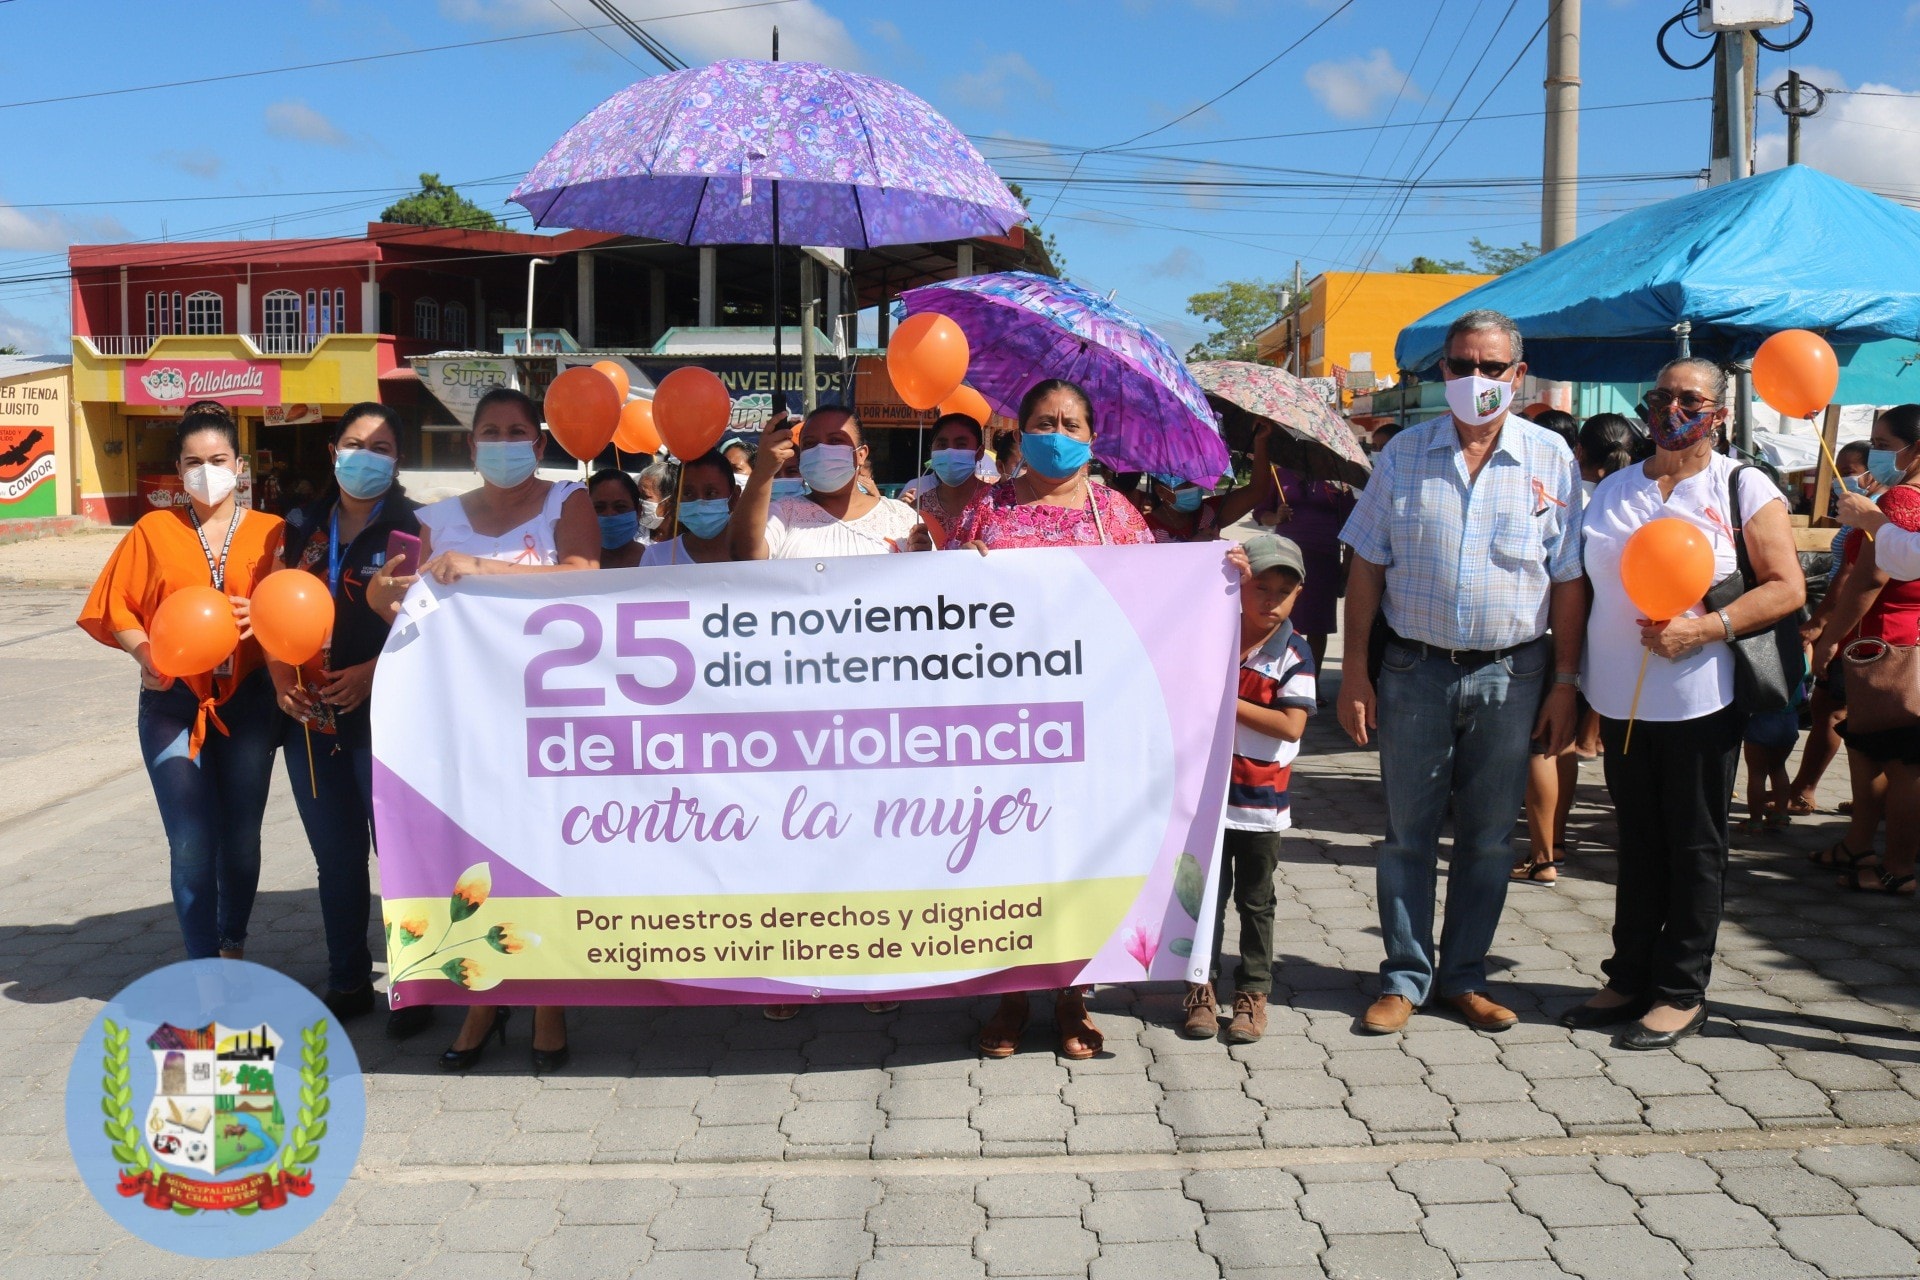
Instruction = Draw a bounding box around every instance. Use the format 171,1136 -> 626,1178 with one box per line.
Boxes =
1054,987 -> 1104,1060
1839,850 -> 1889,891
1509,855 -> 1559,885
1881,872 -> 1920,897
1784,794 -> 1817,816
977,992 -> 1028,1058
1811,837 -> 1865,868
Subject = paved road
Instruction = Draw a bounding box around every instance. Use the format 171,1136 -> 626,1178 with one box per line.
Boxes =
3,574 -> 1919,1278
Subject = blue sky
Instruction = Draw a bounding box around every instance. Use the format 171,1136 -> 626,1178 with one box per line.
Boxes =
4,0 -> 1916,355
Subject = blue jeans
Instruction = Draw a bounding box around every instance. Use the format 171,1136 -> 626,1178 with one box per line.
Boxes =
1374,637 -> 1547,1004
285,728 -> 375,993
138,668 -> 279,958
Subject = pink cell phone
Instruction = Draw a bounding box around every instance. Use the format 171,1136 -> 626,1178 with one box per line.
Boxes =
384,530 -> 421,574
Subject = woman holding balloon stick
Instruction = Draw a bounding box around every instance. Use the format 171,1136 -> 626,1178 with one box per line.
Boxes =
77,404 -> 286,961
1561,356 -> 1803,1049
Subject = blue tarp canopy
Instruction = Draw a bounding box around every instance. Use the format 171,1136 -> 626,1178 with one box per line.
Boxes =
1396,166 -> 1920,383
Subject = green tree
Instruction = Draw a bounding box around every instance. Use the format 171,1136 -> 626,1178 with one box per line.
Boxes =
1398,255 -> 1466,274
1184,278 -> 1288,362
1468,237 -> 1540,274
380,173 -> 501,231
1003,181 -> 1065,275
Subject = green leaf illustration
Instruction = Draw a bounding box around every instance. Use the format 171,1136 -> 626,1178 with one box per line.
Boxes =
1169,937 -> 1193,957
1173,853 -> 1205,919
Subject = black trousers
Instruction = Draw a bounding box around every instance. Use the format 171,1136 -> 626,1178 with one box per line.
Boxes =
1208,828 -> 1282,995
1597,704 -> 1744,1005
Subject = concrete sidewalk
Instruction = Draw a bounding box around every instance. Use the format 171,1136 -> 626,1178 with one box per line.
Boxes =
2,581 -> 1917,1279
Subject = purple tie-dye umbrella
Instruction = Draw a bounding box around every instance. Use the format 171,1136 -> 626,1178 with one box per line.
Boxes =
509,59 -> 1028,247
510,58 -> 1027,411
900,271 -> 1229,486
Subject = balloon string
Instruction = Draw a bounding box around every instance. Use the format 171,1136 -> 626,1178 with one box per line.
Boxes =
296,669 -> 317,799
1622,648 -> 1651,756
1810,414 -> 1873,542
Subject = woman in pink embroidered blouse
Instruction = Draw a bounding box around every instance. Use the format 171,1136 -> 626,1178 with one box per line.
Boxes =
938,380 -> 1147,1062
945,380 -> 1154,555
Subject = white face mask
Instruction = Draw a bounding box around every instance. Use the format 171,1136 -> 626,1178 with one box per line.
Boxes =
638,499 -> 664,531
1444,374 -> 1515,427
182,462 -> 238,506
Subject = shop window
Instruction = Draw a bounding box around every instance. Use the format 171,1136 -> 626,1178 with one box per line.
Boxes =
147,291 -> 187,336
144,292 -> 156,337
443,301 -> 468,349
334,288 -> 348,333
261,290 -> 302,352
414,297 -> 440,342
185,291 -> 224,335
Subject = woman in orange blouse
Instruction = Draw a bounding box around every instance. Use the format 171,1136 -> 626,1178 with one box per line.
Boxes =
78,406 -> 285,959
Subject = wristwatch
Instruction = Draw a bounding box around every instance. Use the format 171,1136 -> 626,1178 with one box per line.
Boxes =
1717,609 -> 1735,642
1553,673 -> 1580,688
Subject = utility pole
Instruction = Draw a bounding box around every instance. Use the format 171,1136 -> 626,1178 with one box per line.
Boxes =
1786,68 -> 1802,164
1539,0 -> 1580,251
1707,27 -> 1758,454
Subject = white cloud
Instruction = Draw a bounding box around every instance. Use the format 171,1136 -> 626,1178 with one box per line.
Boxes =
0,206 -> 130,253
439,0 -> 862,68
1754,68 -> 1920,199
0,304 -> 62,354
946,52 -> 1052,113
264,99 -> 351,147
1305,48 -> 1419,121
1143,246 -> 1205,279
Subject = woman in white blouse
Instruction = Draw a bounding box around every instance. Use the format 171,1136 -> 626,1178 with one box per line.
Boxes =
731,406 -> 921,561
1559,358 -> 1803,1050
369,385 -> 598,1075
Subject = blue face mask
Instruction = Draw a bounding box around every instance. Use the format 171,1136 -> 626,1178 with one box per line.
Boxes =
333,448 -> 395,500
799,444 -> 858,494
679,498 -> 732,540
1868,448 -> 1909,489
1833,475 -> 1865,499
1021,430 -> 1092,480
1162,483 -> 1204,512
929,448 -> 978,487
597,511 -> 639,550
475,439 -> 539,488
770,477 -> 807,499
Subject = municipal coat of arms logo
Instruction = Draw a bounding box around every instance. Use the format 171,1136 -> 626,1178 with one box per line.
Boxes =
100,1014 -> 330,1215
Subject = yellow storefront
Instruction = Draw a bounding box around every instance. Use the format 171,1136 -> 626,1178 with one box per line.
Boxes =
72,334 -> 386,524
0,356 -> 74,522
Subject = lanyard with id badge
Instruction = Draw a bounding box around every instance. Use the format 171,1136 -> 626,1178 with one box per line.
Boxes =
188,506 -> 242,679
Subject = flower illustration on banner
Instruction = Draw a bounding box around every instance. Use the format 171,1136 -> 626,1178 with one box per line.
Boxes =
450,863 -> 491,922
1123,921 -> 1160,972
389,862 -> 536,990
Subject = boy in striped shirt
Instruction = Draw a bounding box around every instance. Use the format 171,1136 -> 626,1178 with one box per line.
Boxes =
1184,534 -> 1316,1044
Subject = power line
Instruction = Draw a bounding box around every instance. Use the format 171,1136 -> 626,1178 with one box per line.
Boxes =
549,0 -> 648,72
584,0 -> 691,70
0,0 -> 789,112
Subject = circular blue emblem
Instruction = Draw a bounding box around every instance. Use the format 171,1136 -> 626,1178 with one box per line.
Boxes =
64,959 -> 366,1258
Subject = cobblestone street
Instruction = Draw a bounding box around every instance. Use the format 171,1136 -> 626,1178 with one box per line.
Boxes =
5,579 -> 1920,1278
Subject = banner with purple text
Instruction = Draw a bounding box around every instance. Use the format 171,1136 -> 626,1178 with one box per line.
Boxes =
371,544 -> 1239,1007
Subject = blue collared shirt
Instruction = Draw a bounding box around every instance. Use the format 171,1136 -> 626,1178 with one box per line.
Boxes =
1340,413 -> 1584,651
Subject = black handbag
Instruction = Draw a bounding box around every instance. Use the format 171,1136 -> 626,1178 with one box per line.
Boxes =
1701,465 -> 1805,715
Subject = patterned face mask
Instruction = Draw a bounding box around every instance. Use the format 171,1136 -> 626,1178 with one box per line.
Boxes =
1652,404 -> 1717,451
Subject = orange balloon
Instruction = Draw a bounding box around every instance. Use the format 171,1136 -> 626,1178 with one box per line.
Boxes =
613,398 -> 660,455
149,586 -> 240,678
653,366 -> 732,460
1751,329 -> 1840,420
938,384 -> 993,427
591,359 -> 631,402
888,313 -> 970,411
546,367 -> 622,462
1620,518 -> 1717,622
250,569 -> 336,667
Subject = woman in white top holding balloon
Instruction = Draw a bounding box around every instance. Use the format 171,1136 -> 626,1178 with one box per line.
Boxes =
368,384 -> 599,1075
1559,357 -> 1802,1049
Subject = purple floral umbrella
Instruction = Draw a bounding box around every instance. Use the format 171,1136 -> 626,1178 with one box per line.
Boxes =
509,60 -> 1028,248
899,271 -> 1229,486
1188,360 -> 1370,488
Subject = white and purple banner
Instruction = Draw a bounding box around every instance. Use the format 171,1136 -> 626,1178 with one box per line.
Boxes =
371,544 -> 1239,1007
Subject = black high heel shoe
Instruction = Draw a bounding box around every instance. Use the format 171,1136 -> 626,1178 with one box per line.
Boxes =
438,1008 -> 510,1071
530,1010 -> 570,1074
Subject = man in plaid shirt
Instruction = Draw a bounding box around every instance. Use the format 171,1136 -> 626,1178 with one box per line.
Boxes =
1338,310 -> 1586,1036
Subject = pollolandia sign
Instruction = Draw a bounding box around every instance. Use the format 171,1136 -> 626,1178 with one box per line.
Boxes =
124,359 -> 281,407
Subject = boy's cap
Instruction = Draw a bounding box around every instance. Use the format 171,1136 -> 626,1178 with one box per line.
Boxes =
1245,533 -> 1306,583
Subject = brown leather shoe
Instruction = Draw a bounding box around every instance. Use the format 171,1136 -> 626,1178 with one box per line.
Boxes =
1181,983 -> 1219,1039
1226,991 -> 1268,1044
1361,994 -> 1414,1034
1447,992 -> 1518,1032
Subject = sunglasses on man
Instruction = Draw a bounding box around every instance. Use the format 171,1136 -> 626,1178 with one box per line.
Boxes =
1643,388 -> 1718,413
1441,357 -> 1517,378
